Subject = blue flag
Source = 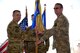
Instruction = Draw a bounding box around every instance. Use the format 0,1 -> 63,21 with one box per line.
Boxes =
42,9 -> 46,28
19,17 -> 28,31
31,1 -> 40,29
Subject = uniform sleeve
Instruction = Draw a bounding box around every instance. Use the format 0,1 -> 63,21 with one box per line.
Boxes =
40,28 -> 54,41
45,39 -> 50,51
26,26 -> 35,35
40,17 -> 69,41
7,24 -> 22,38
40,18 -> 58,41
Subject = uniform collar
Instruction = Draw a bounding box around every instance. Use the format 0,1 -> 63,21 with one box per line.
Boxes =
12,20 -> 18,24
57,13 -> 63,18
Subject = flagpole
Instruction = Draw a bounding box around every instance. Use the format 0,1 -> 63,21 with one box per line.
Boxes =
25,6 -> 28,18
35,0 -> 39,53
35,25 -> 38,53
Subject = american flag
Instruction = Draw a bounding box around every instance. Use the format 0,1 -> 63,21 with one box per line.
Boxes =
0,39 -> 8,53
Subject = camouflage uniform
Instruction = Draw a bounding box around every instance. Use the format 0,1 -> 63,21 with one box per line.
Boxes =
7,20 -> 24,53
24,26 -> 49,53
41,14 -> 71,53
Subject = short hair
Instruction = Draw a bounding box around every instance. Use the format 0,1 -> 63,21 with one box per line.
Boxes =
31,14 -> 34,17
55,3 -> 63,8
13,10 -> 20,15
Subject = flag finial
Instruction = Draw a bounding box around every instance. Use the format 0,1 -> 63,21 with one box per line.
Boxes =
44,4 -> 46,10
44,4 -> 46,6
25,6 -> 28,17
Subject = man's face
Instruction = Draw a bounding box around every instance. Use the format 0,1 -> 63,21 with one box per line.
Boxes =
54,5 -> 63,15
13,12 -> 21,22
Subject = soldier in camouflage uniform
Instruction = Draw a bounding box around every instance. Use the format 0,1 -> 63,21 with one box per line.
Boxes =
24,14 -> 49,53
37,3 -> 71,53
7,10 -> 24,53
